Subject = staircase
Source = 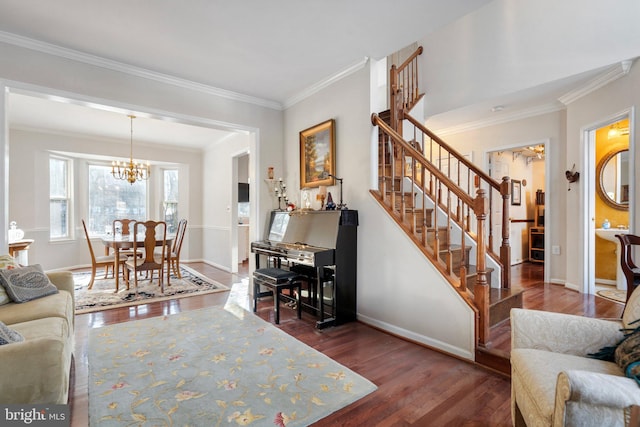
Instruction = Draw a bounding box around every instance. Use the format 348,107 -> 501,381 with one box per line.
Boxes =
371,47 -> 522,366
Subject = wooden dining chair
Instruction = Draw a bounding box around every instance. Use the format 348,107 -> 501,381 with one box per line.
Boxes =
166,218 -> 187,278
81,219 -> 125,289
615,233 -> 640,302
112,218 -> 138,258
124,220 -> 168,293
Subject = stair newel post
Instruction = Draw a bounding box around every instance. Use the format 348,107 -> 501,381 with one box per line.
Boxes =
474,188 -> 490,347
389,64 -> 397,133
500,177 -> 512,289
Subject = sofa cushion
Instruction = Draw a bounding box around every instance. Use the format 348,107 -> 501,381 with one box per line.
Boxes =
0,264 -> 58,303
615,328 -> 640,385
0,291 -> 73,335
2,317 -> 72,404
0,320 -> 24,345
511,348 -> 623,425
0,254 -> 20,306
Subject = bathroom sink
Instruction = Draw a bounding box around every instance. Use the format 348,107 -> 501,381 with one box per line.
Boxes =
595,228 -> 628,243
596,227 -> 630,291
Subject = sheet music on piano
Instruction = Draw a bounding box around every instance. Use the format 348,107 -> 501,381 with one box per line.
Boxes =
251,209 -> 358,328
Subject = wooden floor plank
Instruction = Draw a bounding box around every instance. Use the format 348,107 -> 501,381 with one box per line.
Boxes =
69,261 -> 624,426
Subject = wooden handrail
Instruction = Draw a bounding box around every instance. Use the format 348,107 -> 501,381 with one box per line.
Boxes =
401,112 -> 512,289
390,46 -> 423,135
398,46 -> 424,71
404,114 -> 500,191
372,113 -> 474,206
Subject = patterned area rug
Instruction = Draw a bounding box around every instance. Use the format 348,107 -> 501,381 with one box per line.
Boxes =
74,265 -> 229,314
88,304 -> 377,426
596,289 -> 626,304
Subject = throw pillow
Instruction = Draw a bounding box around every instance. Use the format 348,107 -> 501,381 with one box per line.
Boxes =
623,286 -> 640,329
0,264 -> 58,303
0,255 -> 19,306
615,327 -> 640,385
0,320 -> 24,345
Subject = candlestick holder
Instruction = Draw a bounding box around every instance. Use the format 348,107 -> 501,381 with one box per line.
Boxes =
274,179 -> 289,211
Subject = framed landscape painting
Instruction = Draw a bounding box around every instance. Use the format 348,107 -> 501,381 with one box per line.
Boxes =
300,119 -> 335,188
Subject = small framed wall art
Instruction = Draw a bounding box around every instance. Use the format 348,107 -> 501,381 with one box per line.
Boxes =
511,179 -> 522,206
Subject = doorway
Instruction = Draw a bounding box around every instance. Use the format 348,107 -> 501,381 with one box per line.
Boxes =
585,113 -> 634,295
487,141 -> 548,281
231,151 -> 251,273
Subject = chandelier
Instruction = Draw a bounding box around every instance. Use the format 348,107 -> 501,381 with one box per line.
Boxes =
111,115 -> 150,184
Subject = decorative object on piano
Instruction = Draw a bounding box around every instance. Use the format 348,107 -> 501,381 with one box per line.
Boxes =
326,192 -> 336,210
302,189 -> 312,210
321,172 -> 347,210
300,119 -> 336,188
316,185 -> 327,210
274,178 -> 289,210
7,221 -> 24,244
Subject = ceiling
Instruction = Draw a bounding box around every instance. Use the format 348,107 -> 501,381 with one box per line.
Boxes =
0,0 -> 494,147
0,1 -> 633,146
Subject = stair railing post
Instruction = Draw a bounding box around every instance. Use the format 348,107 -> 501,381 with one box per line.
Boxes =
500,177 -> 512,289
389,64 -> 398,134
473,188 -> 490,347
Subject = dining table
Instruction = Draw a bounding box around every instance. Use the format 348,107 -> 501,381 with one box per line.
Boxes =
101,233 -> 174,292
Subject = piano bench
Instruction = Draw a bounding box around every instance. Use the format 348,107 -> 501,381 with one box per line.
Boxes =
253,268 -> 307,324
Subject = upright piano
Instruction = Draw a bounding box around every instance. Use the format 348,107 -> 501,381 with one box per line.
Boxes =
251,209 -> 358,328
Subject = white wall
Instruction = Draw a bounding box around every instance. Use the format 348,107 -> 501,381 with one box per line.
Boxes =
0,41 -> 285,271
9,128 -> 200,270
420,0 -> 640,116
563,64 -> 640,292
439,111 -> 564,282
283,65 -> 476,359
202,133 -> 250,270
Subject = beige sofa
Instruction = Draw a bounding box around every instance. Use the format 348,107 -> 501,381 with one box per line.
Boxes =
0,271 -> 74,404
511,307 -> 640,426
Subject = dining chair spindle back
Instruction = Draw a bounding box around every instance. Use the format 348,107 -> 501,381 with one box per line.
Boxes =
125,220 -> 168,293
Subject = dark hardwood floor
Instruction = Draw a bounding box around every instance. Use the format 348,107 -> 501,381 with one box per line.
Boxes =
69,261 -> 624,427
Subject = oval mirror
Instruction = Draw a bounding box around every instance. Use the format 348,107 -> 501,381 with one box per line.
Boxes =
597,148 -> 629,210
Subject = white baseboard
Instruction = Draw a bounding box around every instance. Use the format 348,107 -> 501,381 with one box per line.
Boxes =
357,313 -> 474,361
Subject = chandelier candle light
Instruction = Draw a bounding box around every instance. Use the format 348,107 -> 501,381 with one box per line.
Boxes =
111,115 -> 150,184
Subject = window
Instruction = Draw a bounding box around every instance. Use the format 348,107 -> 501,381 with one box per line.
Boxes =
50,156 -> 71,239
163,169 -> 179,233
87,164 -> 147,236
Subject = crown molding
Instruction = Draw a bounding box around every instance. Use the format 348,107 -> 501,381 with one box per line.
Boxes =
433,102 -> 565,137
558,59 -> 634,106
282,57 -> 370,109
0,31 -> 283,110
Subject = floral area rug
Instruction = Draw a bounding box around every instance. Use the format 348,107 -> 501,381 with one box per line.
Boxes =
88,304 -> 377,426
74,265 -> 229,314
596,288 -> 626,305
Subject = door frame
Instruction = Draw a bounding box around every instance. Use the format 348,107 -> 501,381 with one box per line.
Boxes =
581,108 -> 635,295
485,138 -> 550,283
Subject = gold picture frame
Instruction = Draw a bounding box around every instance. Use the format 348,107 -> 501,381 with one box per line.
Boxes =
300,119 -> 336,188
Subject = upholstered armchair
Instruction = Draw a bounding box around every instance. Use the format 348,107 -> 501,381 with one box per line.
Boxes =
511,306 -> 640,426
